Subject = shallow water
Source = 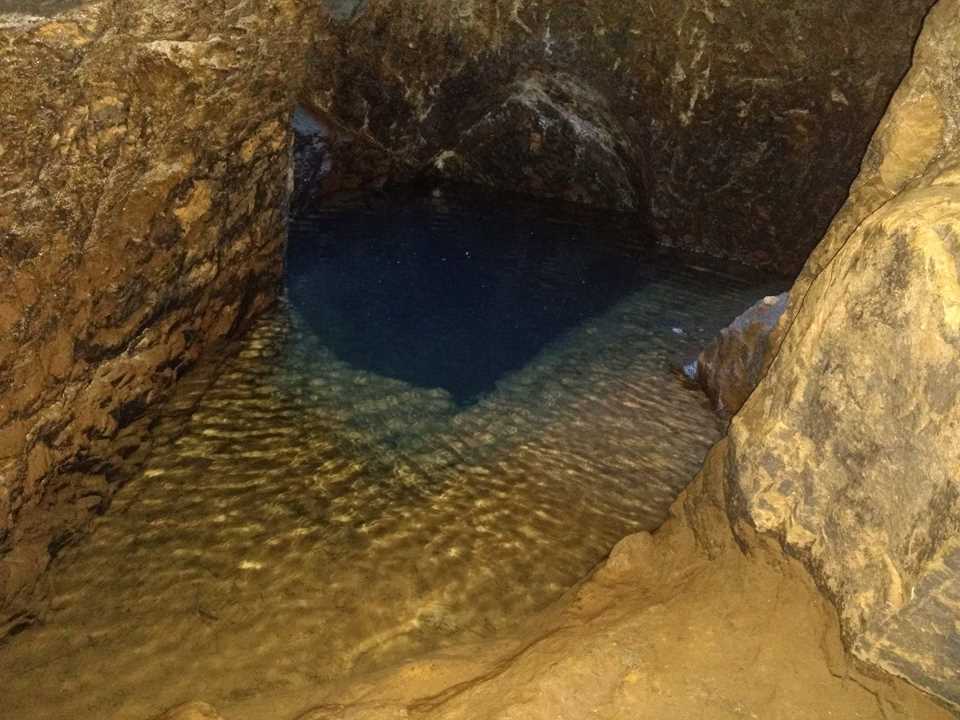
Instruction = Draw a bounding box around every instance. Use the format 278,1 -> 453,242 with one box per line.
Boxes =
0,189 -> 783,720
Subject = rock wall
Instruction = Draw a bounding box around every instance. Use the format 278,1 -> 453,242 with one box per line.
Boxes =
0,0 -> 317,634
720,0 -> 960,704
306,0 -> 935,270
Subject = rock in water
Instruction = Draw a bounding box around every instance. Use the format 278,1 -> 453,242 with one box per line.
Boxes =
696,293 -> 788,418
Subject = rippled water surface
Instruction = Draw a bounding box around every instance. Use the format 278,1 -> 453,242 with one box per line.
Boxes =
0,188 -> 783,720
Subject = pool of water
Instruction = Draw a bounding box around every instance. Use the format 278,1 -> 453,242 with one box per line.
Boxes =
0,187 -> 784,720
287,189 -> 667,405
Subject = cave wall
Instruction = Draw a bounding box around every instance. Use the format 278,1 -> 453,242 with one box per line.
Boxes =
710,0 -> 960,703
307,0 -> 935,271
0,0 -> 318,634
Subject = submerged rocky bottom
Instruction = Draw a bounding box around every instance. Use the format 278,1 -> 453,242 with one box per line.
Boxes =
0,193 -> 785,720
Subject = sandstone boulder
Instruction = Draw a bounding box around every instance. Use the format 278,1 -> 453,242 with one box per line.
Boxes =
723,0 -> 960,704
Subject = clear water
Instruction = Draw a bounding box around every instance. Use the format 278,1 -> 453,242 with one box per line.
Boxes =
287,190 -> 670,405
0,188 -> 784,720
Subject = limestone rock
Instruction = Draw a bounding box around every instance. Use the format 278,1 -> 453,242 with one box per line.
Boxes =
722,0 -> 960,704
308,0 -> 935,271
427,71 -> 643,210
0,0 -> 317,634
696,293 -> 787,418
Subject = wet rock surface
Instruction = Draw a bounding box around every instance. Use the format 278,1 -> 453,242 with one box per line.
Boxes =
308,0 -> 935,270
0,0 -> 316,634
724,0 -> 960,705
695,292 -> 787,418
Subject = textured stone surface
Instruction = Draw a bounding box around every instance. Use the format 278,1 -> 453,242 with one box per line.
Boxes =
426,71 -> 643,210
776,0 -> 960,336
290,104 -> 398,210
307,0 -> 934,270
0,0 -> 316,634
0,0 -> 90,16
696,293 -> 787,418
724,0 -> 960,704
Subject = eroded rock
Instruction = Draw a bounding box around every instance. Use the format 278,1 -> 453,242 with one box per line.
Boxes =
695,292 -> 787,418
723,0 -> 960,704
427,71 -> 642,210
0,0 -> 317,633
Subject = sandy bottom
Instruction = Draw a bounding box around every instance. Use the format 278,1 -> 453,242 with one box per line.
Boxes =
0,265 -> 773,720
156,457 -> 957,720
207,451 -> 956,720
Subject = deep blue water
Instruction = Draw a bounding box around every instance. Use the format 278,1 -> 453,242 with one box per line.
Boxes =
287,188 -> 667,405
286,186 -> 777,406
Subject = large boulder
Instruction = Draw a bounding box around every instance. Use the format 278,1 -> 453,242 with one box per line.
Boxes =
721,0 -> 960,704
0,0 -> 317,634
307,0 -> 935,271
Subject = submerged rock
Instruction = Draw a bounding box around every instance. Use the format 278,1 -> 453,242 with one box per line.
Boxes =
695,293 -> 787,418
